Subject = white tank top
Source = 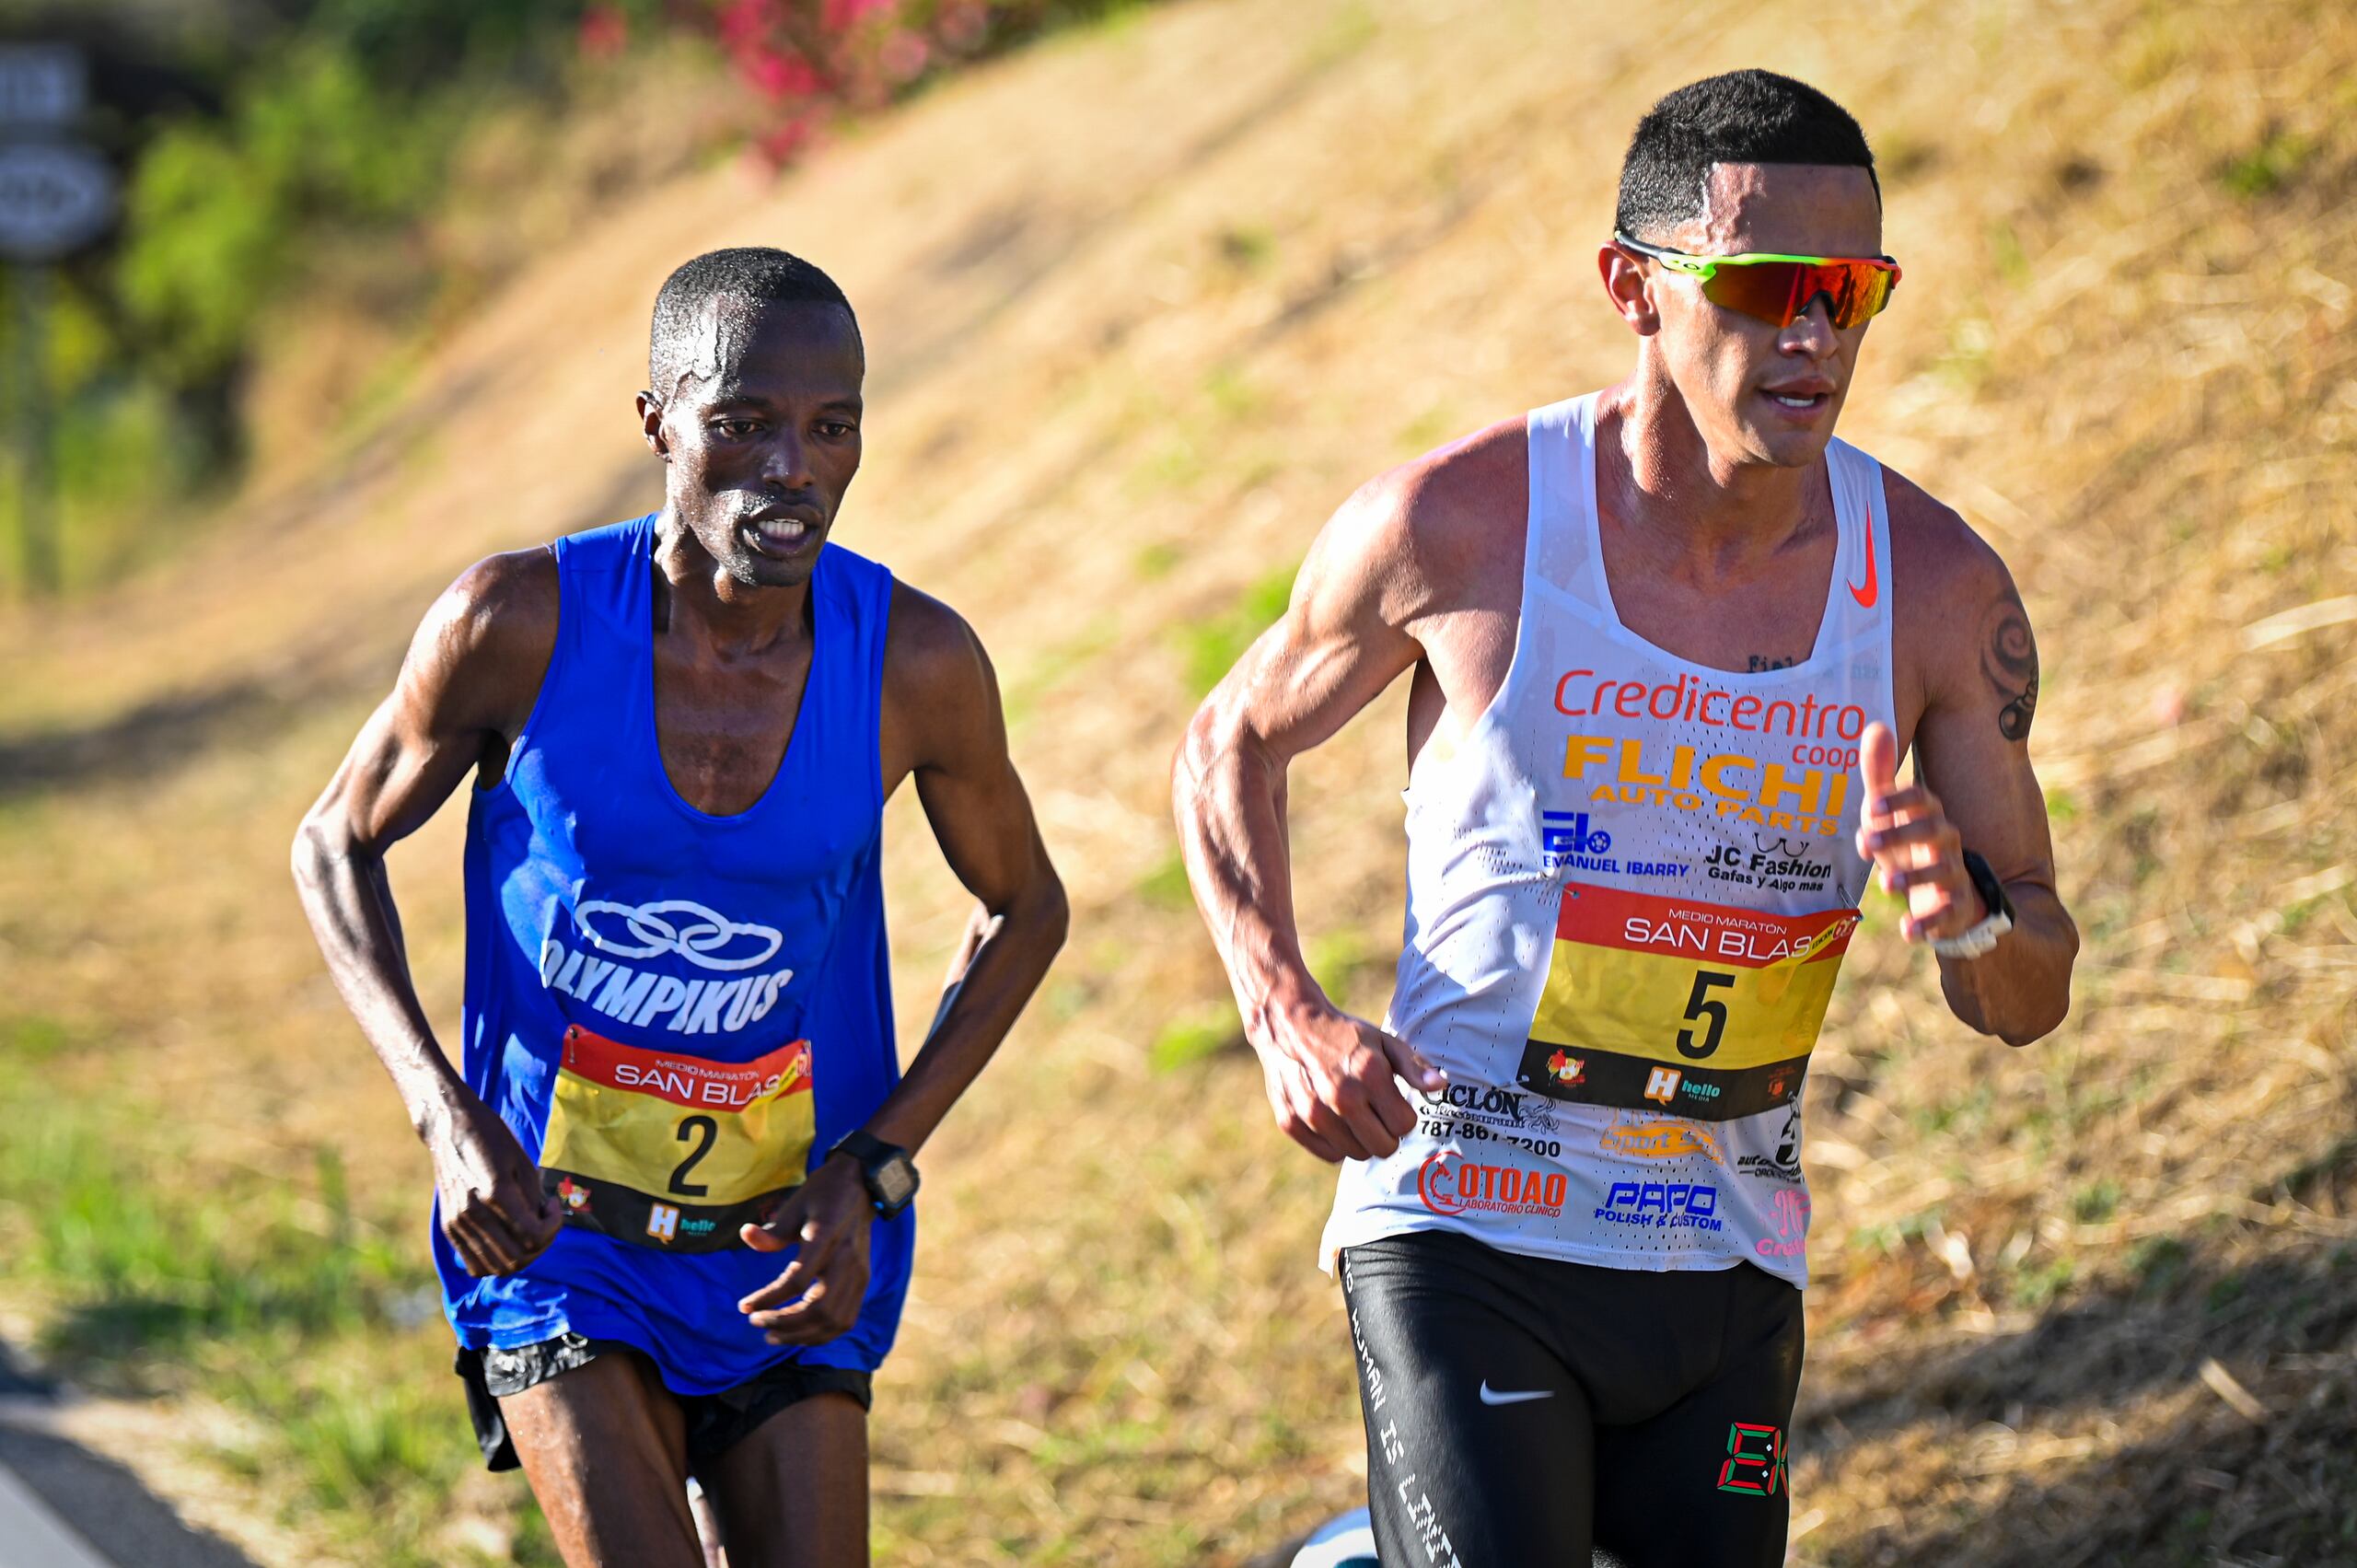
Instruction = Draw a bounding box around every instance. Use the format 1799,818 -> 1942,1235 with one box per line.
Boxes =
1320,392 -> 1896,1286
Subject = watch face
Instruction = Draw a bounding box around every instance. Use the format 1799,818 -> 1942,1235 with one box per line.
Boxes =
873,1156 -> 918,1208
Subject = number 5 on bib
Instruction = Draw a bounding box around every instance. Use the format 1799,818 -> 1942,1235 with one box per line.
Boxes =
1516,882 -> 1856,1121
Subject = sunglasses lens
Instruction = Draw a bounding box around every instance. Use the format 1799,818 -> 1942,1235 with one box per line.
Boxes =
1700,261 -> 1894,329
1698,261 -> 1808,326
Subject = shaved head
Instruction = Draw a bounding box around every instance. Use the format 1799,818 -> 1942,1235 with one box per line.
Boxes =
647,247 -> 860,401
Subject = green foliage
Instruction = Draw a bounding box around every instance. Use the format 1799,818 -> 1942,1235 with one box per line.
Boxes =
1148,1009 -> 1239,1073
1175,563 -> 1297,696
115,45 -> 467,387
1136,851 -> 1194,910
2071,1177 -> 2122,1224
2219,128 -> 2318,199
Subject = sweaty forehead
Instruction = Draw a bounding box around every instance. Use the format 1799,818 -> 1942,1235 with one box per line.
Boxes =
1668,162 -> 1884,258
666,296 -> 864,405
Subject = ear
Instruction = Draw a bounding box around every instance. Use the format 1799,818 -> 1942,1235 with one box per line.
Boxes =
1596,242 -> 1659,337
636,391 -> 670,459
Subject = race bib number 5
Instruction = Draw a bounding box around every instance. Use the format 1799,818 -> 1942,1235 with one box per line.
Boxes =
539,1025 -> 814,1252
1517,882 -> 1855,1121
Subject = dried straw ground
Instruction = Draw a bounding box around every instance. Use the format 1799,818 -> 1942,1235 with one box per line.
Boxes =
1,0 -> 2351,1562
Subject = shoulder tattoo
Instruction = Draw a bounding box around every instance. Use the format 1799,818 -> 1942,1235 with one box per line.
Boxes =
1980,586 -> 2039,741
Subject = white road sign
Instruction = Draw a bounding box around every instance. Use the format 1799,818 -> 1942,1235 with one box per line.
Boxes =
0,141 -> 115,261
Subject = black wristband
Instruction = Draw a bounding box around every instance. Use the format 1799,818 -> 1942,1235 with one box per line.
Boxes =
1959,850 -> 2014,923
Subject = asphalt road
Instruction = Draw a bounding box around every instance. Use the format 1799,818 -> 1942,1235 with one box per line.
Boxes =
0,1348 -> 258,1568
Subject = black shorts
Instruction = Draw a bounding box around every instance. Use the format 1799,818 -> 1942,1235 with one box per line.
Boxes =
455,1333 -> 873,1474
1341,1229 -> 1805,1567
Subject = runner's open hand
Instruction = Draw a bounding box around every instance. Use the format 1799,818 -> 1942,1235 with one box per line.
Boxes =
1253,992 -> 1446,1164
737,1152 -> 873,1345
430,1090 -> 563,1277
1855,722 -> 1985,944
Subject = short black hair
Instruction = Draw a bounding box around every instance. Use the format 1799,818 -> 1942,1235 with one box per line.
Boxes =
1615,70 -> 1878,241
646,246 -> 860,397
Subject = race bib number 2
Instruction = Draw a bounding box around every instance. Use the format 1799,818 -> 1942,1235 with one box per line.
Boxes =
1517,882 -> 1855,1121
540,1025 -> 814,1252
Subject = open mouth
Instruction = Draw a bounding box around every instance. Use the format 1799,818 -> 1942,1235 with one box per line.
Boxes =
1759,388 -> 1833,419
742,513 -> 819,555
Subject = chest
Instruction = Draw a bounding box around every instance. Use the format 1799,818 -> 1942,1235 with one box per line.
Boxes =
1601,537 -> 1835,677
650,634 -> 816,819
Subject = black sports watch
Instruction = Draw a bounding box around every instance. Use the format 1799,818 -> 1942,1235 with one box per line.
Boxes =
830,1128 -> 920,1219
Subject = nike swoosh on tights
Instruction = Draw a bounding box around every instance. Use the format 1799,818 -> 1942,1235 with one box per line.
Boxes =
1478,1382 -> 1553,1406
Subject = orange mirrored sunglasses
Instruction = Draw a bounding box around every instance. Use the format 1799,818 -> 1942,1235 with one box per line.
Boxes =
1615,233 -> 1900,330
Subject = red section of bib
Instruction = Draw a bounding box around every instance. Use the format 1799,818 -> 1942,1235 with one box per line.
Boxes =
560,1025 -> 811,1111
1554,882 -> 1857,968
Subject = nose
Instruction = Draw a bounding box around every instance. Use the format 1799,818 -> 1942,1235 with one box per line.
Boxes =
1777,295 -> 1841,359
761,430 -> 814,490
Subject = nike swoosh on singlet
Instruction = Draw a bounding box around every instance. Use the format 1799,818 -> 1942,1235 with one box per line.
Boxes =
1478,1382 -> 1554,1406
1847,511 -> 1879,608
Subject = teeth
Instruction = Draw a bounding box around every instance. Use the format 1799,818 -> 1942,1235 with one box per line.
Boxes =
1771,393 -> 1818,408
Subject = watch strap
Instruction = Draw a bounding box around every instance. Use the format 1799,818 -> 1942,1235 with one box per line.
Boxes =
1934,851 -> 2015,959
830,1128 -> 918,1216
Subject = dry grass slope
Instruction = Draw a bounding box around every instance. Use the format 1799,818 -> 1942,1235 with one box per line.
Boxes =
1,0 -> 2352,1562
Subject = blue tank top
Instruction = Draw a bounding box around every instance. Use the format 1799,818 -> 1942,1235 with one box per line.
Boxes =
440,514 -> 911,1394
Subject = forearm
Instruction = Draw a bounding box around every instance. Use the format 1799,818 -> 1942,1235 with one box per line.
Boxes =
1938,882 -> 2077,1045
1172,715 -> 1325,1045
291,819 -> 472,1138
860,864 -> 1067,1155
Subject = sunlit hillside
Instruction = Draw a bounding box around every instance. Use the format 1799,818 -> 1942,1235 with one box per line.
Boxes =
1,0 -> 2351,1562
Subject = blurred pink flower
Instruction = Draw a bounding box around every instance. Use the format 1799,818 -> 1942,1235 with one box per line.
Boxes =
577,5 -> 629,60
824,0 -> 900,28
718,0 -> 781,46
878,28 -> 931,82
936,0 -> 989,52
740,45 -> 822,100
758,116 -> 819,166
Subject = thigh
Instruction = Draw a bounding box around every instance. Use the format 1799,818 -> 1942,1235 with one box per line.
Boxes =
1592,1270 -> 1804,1568
701,1391 -> 869,1568
499,1349 -> 704,1568
1342,1233 -> 1597,1566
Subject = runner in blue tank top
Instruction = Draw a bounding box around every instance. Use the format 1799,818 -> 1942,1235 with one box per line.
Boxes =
294,248 -> 1068,1567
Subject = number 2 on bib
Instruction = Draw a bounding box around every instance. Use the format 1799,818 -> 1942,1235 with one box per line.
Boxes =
540,1026 -> 816,1251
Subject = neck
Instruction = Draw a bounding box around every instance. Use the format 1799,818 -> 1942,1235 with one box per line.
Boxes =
1597,363 -> 1818,566
652,506 -> 811,653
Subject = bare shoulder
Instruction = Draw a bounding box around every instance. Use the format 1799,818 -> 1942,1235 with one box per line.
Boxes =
1883,464 -> 2018,610
884,578 -> 993,705
1307,415 -> 1527,623
408,546 -> 560,732
1880,464 -> 2041,738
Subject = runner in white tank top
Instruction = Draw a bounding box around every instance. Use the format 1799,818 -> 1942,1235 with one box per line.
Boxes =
1175,71 -> 2077,1567
1319,390 -> 1894,1283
